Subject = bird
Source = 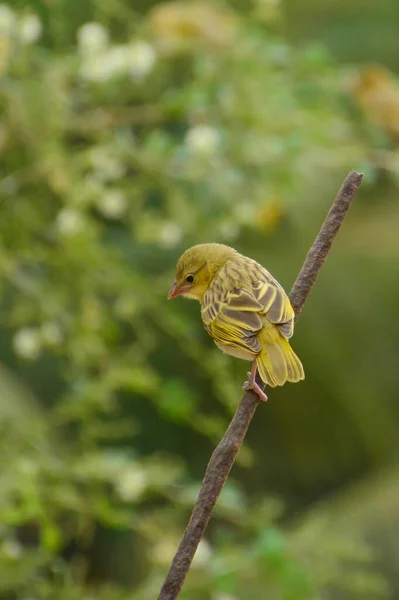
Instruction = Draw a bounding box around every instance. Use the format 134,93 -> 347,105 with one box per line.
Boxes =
168,243 -> 304,401
349,64 -> 399,142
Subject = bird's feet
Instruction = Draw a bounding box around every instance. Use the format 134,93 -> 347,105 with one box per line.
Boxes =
243,364 -> 268,402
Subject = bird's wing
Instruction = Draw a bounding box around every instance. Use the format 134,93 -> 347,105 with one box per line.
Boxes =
201,286 -> 263,355
250,265 -> 295,339
202,261 -> 295,347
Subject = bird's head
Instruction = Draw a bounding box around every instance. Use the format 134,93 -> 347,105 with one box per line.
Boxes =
168,243 -> 237,302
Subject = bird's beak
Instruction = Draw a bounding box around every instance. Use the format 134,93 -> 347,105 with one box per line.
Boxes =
168,281 -> 184,300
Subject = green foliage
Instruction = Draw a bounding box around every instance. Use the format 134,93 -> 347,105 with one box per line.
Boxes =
0,1 -> 396,599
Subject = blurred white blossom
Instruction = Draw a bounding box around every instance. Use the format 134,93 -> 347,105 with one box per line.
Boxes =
41,322 -> 63,346
97,189 -> 127,219
159,221 -> 182,247
78,22 -> 108,54
116,467 -> 147,501
18,14 -> 42,44
80,57 -> 112,82
90,146 -> 125,181
219,221 -> 240,240
1,539 -> 23,559
193,539 -> 212,566
0,5 -> 16,36
185,124 -> 220,155
56,208 -> 85,236
13,328 -> 42,360
213,595 -> 238,600
129,40 -> 156,78
80,40 -> 155,82
103,45 -> 130,74
233,203 -> 255,225
152,537 -> 179,564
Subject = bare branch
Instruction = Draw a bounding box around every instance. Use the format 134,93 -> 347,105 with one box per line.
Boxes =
158,170 -> 363,600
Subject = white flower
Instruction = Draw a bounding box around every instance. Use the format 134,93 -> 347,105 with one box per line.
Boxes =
103,45 -> 129,73
129,40 -> 156,78
89,147 -> 125,181
41,322 -> 63,346
2,539 -> 23,559
80,40 -> 155,82
193,539 -> 212,566
80,56 -> 111,82
152,538 -> 179,565
56,208 -> 85,236
13,328 -> 41,360
219,221 -> 239,240
97,190 -> 127,219
234,203 -> 255,225
78,22 -> 108,54
213,595 -> 238,600
81,45 -> 130,81
18,14 -> 42,44
116,467 -> 147,501
0,5 -> 16,36
185,124 -> 220,156
159,222 -> 182,247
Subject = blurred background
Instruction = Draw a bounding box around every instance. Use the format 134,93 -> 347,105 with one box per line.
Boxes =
0,0 -> 398,598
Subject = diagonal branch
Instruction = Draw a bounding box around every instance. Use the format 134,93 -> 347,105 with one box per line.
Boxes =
158,170 -> 363,600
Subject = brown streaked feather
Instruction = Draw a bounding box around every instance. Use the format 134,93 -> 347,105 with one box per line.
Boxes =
221,307 -> 262,332
249,264 -> 294,339
210,321 -> 261,355
226,290 -> 263,312
202,287 -> 262,355
201,256 -> 295,357
278,319 -> 294,339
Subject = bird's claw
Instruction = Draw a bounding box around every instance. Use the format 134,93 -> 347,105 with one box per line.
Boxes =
243,375 -> 268,402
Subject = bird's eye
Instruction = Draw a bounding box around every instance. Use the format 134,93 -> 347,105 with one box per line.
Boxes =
185,275 -> 194,284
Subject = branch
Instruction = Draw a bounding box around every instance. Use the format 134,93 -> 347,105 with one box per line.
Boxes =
158,170 -> 363,600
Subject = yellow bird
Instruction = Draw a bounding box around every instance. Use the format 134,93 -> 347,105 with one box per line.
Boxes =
168,243 -> 304,401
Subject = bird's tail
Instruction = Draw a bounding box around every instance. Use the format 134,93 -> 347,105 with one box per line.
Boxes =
256,326 -> 304,388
